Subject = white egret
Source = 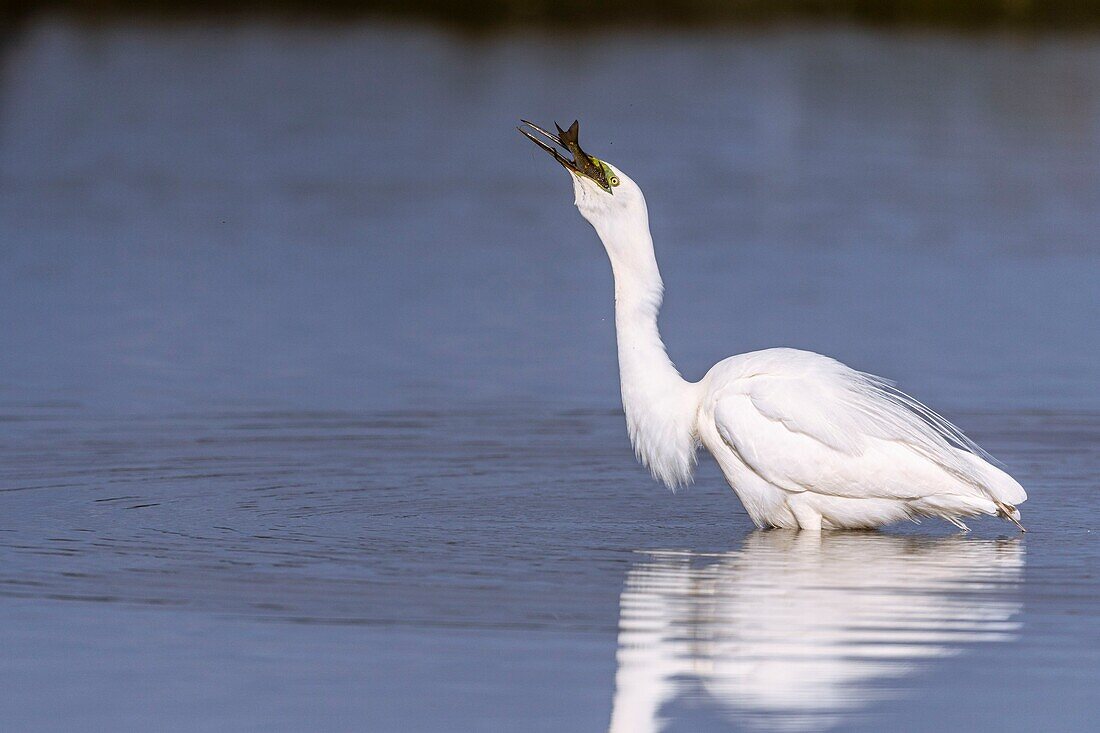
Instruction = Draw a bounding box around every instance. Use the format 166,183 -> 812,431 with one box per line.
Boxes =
519,120 -> 1026,531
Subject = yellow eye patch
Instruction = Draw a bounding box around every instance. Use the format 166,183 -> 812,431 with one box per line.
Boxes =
594,159 -> 620,187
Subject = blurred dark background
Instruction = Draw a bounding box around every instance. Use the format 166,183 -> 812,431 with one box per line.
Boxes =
5,0 -> 1100,28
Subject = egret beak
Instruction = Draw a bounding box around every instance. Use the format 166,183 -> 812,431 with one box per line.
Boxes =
518,119 -> 613,193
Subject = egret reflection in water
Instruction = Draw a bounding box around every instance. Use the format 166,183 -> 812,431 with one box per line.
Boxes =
609,532 -> 1024,732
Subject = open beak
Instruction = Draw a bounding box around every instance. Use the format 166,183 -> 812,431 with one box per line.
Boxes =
518,119 -> 613,193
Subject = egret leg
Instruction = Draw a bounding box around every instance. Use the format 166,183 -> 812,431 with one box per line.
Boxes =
786,496 -> 823,532
995,501 -> 1027,532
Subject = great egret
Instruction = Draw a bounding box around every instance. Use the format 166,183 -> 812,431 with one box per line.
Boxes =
519,119 -> 1026,531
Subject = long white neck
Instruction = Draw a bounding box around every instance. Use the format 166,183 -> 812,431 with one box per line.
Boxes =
589,211 -> 699,489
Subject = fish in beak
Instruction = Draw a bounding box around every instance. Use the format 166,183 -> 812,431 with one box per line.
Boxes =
518,119 -> 614,193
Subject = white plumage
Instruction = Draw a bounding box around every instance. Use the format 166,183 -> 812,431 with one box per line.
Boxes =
521,120 -> 1026,531
698,349 -> 1025,530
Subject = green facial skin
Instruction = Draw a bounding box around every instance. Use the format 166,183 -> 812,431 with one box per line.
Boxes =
594,159 -> 621,190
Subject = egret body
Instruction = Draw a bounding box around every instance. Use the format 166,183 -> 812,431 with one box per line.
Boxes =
519,120 -> 1026,531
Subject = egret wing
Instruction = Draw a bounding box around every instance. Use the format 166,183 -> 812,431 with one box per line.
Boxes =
710,356 -> 991,499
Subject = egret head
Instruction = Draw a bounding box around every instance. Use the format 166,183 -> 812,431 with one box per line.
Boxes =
518,119 -> 645,228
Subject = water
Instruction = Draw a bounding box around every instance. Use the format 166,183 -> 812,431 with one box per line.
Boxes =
2,19 -> 1100,732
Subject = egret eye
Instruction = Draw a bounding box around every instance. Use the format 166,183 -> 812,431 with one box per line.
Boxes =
609,176 -> 620,187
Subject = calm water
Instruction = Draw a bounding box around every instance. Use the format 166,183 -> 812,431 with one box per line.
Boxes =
2,19 -> 1100,732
